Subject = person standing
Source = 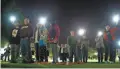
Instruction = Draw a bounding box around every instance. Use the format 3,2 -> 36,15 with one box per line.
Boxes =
4,46 -> 10,62
34,24 -> 40,62
39,24 -> 48,63
76,39 -> 83,63
20,18 -> 33,63
48,21 -> 60,64
67,31 -> 77,63
60,44 -> 69,63
81,36 -> 89,63
103,25 -> 116,63
95,35 -> 104,63
9,21 -> 20,63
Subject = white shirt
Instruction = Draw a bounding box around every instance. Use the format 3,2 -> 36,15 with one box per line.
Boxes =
35,30 -> 38,43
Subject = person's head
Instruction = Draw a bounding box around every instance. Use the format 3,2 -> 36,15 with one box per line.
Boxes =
14,21 -> 20,27
24,18 -> 30,25
50,19 -> 57,26
70,31 -> 75,36
105,25 -> 110,31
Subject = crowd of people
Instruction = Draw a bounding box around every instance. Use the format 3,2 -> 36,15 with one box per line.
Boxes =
1,17 -> 120,65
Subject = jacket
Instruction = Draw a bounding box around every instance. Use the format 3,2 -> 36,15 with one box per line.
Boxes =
67,36 -> 77,46
9,27 -> 20,44
103,28 -> 117,41
95,36 -> 104,48
60,44 -> 69,53
39,26 -> 48,46
34,26 -> 40,43
48,24 -> 60,43
80,38 -> 89,49
20,24 -> 33,38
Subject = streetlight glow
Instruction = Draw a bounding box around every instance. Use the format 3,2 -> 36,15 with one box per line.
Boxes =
78,29 -> 85,36
113,14 -> 119,24
39,17 -> 47,25
97,31 -> 103,37
9,16 -> 16,23
118,40 -> 120,46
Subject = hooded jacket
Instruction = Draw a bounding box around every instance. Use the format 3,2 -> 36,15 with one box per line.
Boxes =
95,36 -> 104,48
103,28 -> 117,41
48,23 -> 60,43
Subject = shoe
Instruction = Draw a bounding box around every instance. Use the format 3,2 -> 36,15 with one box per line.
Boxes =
51,62 -> 56,64
105,61 -> 108,63
110,61 -> 114,64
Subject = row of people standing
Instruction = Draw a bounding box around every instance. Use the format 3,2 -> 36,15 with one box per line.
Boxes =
9,18 -> 33,63
67,31 -> 89,63
95,25 -> 120,63
9,18 -> 60,63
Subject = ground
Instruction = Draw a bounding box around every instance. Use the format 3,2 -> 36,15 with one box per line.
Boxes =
1,62 -> 120,68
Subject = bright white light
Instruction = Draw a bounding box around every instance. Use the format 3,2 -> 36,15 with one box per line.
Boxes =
39,17 -> 47,25
118,41 -> 120,46
10,16 -> 16,23
0,48 -> 5,54
113,14 -> 119,24
97,31 -> 103,37
78,29 -> 85,36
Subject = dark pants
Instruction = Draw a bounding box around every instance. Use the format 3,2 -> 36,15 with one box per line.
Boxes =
69,45 -> 77,62
105,46 -> 109,61
39,46 -> 48,62
76,46 -> 82,62
97,47 -> 103,63
35,43 -> 40,61
119,56 -> 120,62
20,38 -> 32,62
10,44 -> 20,62
61,53 -> 68,62
109,45 -> 115,62
4,52 -> 10,61
1,54 -> 4,61
82,47 -> 88,63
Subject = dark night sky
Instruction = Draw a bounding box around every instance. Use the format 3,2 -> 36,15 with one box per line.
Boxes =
2,0 -> 120,44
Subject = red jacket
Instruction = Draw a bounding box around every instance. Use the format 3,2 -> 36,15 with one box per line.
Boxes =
103,27 -> 118,41
48,24 -> 60,43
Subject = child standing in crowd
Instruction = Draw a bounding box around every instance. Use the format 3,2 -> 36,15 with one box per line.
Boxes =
60,44 -> 69,63
67,31 -> 77,63
76,39 -> 83,63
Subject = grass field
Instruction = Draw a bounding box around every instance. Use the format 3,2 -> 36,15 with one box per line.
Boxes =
1,62 -> 120,68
